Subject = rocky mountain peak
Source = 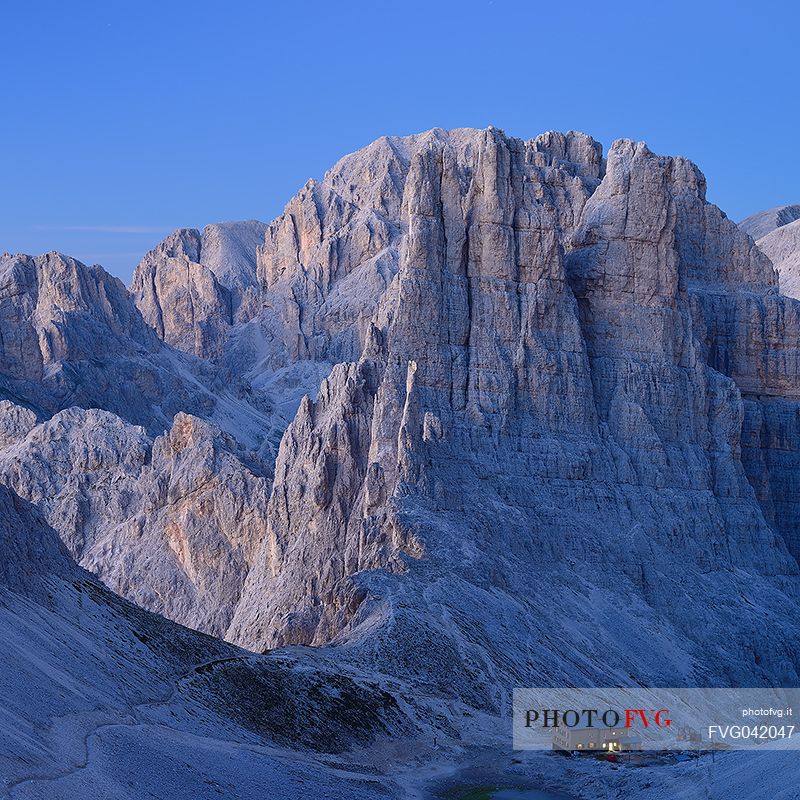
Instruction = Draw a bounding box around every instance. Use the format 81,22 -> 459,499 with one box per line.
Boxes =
0,250 -> 158,390
740,209 -> 800,301
3,126 -> 800,709
226,128 -> 800,698
739,203 -> 800,240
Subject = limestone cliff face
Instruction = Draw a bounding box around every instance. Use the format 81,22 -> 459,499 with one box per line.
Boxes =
199,220 -> 269,304
130,220 -> 270,359
248,128 -> 603,373
228,130 -> 800,697
0,399 -> 38,448
3,128 -> 800,702
752,218 -> 800,299
131,228 -> 233,358
731,208 -> 800,559
139,131 -> 602,387
738,204 -> 800,300
739,204 -> 800,241
570,142 -> 800,566
0,251 -> 158,381
229,128 -> 606,650
0,251 -> 223,435
0,407 -> 271,637
0,249 -> 274,637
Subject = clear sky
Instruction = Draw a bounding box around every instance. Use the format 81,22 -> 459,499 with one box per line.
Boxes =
2,0 -> 797,283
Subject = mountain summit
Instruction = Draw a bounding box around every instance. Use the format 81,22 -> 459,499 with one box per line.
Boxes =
2,127 -> 800,797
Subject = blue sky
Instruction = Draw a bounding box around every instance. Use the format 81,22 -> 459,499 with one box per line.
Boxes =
2,0 -> 797,282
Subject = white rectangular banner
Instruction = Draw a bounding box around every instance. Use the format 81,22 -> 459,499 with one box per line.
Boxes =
512,688 -> 800,751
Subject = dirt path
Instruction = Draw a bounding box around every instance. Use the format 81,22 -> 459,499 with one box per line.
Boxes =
5,655 -> 252,798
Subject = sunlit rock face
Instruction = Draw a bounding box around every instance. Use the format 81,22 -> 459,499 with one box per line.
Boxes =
0,407 -> 270,638
130,221 -> 269,358
0,250 -> 275,638
0,479 -> 409,799
0,251 -> 159,374
0,250 -> 253,436
3,128 -> 800,709
131,228 -> 232,358
225,130 -> 800,701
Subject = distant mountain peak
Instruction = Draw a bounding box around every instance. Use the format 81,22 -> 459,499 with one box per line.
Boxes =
739,203 -> 800,240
